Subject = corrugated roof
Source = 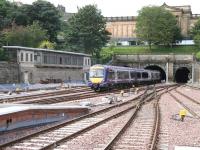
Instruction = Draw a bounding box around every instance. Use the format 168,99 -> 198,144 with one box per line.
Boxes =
3,46 -> 91,57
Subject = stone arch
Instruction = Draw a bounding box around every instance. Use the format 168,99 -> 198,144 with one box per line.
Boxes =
144,65 -> 166,81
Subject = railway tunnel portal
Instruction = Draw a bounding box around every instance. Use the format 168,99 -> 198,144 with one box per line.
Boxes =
144,65 -> 166,81
112,54 -> 199,83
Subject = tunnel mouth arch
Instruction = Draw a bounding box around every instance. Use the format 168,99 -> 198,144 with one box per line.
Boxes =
144,65 -> 166,81
174,67 -> 190,83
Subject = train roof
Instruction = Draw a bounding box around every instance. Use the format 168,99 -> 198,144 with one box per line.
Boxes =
91,64 -> 159,73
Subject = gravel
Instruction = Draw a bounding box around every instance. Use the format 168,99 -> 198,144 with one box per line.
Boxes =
158,91 -> 200,150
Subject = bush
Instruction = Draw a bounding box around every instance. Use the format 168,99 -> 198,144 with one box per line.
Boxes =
0,48 -> 8,61
196,51 -> 200,60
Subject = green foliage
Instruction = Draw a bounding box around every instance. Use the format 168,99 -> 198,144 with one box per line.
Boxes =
102,45 -> 198,54
196,51 -> 200,60
191,19 -> 200,48
30,0 -> 61,42
193,34 -> 200,48
3,22 -> 47,47
64,5 -> 110,58
136,6 -> 182,49
0,1 -> 31,29
100,45 -> 115,63
11,4 -> 32,26
0,0 -> 13,30
101,45 -> 199,63
191,19 -> 200,35
0,48 -> 8,61
38,40 -> 56,49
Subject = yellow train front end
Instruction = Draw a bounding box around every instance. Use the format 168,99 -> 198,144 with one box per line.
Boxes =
88,65 -> 105,91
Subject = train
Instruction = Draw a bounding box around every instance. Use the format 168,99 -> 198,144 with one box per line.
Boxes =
88,64 -> 161,91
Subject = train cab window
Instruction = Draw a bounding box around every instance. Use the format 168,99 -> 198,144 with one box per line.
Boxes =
136,72 -> 141,79
142,72 -> 148,78
90,69 -> 104,78
130,72 -> 136,79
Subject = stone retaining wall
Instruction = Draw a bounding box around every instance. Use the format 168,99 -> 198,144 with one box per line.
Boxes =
0,62 -> 19,83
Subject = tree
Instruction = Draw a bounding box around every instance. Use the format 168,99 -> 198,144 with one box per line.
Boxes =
64,5 -> 110,58
3,22 -> 47,47
0,0 -> 13,30
136,6 -> 182,49
10,4 -> 32,26
39,40 -> 56,49
0,48 -> 8,61
30,0 -> 61,42
191,19 -> 200,48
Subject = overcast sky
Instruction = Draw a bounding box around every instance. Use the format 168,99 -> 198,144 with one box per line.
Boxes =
15,0 -> 200,16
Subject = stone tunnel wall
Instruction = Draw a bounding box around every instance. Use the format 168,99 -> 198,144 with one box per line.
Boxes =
112,54 -> 200,83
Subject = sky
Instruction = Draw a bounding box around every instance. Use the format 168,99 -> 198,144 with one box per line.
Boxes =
15,0 -> 200,16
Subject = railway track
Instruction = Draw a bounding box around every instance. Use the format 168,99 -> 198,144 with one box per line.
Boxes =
54,86 -> 176,150
0,84 -> 176,150
0,87 -> 90,104
0,85 -> 148,104
169,89 -> 200,119
1,84 -> 170,104
0,90 -> 146,149
102,89 -> 167,150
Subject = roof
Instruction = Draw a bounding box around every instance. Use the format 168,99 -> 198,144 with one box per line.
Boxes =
0,104 -> 89,116
3,46 -> 91,57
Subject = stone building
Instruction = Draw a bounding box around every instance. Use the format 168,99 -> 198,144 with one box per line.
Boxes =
105,3 -> 200,45
2,46 -> 91,84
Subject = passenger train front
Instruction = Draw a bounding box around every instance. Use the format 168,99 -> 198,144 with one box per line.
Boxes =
88,65 -> 160,91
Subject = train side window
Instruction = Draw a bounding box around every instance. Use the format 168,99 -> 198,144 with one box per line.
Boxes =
156,73 -> 160,79
108,70 -> 115,80
131,72 -> 136,79
137,72 -> 141,79
142,72 -> 148,78
117,72 -> 122,79
124,71 -> 129,79
118,71 -> 129,79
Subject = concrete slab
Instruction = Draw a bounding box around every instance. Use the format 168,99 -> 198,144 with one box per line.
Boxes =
175,146 -> 200,150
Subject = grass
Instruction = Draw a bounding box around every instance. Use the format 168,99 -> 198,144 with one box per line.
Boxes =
102,45 -> 199,55
100,45 -> 200,63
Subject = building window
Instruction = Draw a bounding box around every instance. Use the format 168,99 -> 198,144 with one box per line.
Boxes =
26,53 -> 28,61
59,57 -> 62,64
30,54 -> 33,62
85,59 -> 87,65
43,55 -> 47,64
88,59 -> 90,66
34,55 -> 37,61
21,53 -> 24,61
